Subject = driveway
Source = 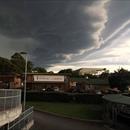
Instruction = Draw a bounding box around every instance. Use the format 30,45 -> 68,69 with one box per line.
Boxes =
31,111 -> 107,130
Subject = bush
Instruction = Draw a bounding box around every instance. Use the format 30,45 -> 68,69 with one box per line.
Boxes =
22,92 -> 103,104
72,93 -> 102,104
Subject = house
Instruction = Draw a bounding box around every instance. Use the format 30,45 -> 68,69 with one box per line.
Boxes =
0,74 -> 22,89
70,77 -> 110,93
25,73 -> 71,92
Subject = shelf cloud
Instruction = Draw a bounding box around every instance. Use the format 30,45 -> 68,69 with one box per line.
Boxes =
0,0 -> 110,67
0,0 -> 130,72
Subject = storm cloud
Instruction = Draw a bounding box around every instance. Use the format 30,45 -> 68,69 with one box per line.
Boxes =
0,0 -> 109,68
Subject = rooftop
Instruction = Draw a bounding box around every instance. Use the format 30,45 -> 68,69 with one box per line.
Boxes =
71,78 -> 109,85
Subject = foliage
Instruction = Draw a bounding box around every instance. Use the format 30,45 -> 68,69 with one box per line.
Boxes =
84,74 -> 97,79
10,53 -> 26,73
32,67 -> 47,73
58,69 -> 85,78
108,68 -> 130,92
0,57 -> 16,74
98,71 -> 110,79
27,61 -> 33,72
24,92 -> 103,104
58,69 -> 73,75
48,71 -> 54,74
0,53 -> 33,74
11,53 -> 33,73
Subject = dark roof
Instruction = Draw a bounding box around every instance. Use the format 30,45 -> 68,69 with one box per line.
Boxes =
71,78 -> 109,85
103,94 -> 130,105
71,77 -> 86,82
23,73 -> 65,76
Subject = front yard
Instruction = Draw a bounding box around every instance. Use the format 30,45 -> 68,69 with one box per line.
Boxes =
27,101 -> 103,120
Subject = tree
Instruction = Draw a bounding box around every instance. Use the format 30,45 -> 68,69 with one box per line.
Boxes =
48,71 -> 54,74
58,69 -> 73,76
32,67 -> 47,73
0,57 -> 16,74
27,61 -> 33,73
10,53 -> 26,73
99,70 -> 110,79
84,74 -> 97,79
10,53 -> 33,73
108,68 -> 130,92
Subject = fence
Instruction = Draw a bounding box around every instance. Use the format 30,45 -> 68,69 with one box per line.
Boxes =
8,107 -> 33,130
103,94 -> 130,129
0,89 -> 21,112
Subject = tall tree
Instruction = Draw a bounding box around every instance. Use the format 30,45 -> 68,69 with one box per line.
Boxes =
11,53 -> 25,73
10,53 -> 33,73
0,57 -> 16,74
27,61 -> 33,73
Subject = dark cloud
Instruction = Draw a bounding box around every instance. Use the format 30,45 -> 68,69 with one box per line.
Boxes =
0,0 -> 109,67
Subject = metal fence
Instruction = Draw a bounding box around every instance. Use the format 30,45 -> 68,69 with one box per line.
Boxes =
9,107 -> 33,130
0,89 -> 21,111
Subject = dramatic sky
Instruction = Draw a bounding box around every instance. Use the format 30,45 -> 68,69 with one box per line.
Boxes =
0,0 -> 130,72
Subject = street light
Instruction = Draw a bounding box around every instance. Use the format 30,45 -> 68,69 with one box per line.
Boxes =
20,52 -> 27,111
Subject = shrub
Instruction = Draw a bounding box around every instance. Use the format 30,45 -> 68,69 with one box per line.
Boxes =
22,92 -> 103,104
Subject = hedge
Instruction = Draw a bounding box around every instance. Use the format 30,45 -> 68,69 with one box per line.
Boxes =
22,92 -> 103,104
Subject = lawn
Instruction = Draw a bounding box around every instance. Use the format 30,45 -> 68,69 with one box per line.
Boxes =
27,101 -> 103,120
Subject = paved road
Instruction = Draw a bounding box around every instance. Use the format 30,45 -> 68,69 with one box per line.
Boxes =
31,111 -> 108,130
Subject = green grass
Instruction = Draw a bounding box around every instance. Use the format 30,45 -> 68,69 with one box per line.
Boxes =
27,101 -> 103,120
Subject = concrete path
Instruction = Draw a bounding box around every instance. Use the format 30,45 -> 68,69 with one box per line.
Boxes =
31,111 -> 108,130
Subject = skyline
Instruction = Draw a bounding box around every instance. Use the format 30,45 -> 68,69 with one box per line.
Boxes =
0,0 -> 130,72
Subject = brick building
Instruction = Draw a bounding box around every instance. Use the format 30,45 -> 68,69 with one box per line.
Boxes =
25,73 -> 70,92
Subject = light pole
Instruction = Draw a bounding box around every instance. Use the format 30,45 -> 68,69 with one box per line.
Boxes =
20,52 -> 27,111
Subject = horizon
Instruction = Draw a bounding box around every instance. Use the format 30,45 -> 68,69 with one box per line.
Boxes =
47,65 -> 130,73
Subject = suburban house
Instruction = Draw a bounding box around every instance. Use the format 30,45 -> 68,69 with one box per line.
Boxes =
70,77 -> 110,93
0,74 -> 22,89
